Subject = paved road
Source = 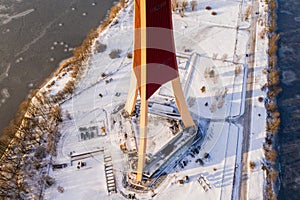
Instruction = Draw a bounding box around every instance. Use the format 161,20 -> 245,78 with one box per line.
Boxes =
239,1 -> 259,199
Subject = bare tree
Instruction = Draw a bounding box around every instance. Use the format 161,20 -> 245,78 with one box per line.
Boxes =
191,0 -> 198,11
221,53 -> 228,62
245,6 -> 252,21
181,0 -> 188,10
171,0 -> 179,11
212,53 -> 218,60
179,9 -> 184,17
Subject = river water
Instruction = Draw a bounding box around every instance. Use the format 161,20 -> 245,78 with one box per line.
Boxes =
277,0 -> 300,199
0,0 -> 116,133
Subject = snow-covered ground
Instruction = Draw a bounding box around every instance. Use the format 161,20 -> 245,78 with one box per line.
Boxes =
43,0 -> 269,199
247,1 -> 269,199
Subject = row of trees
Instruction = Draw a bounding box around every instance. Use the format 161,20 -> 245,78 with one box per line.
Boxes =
262,0 -> 280,199
171,0 -> 198,17
0,92 -> 62,199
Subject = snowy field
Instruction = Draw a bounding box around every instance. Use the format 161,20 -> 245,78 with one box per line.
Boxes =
44,0 -> 269,199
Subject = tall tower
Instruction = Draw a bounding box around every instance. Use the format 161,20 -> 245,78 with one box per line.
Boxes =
125,0 -> 195,183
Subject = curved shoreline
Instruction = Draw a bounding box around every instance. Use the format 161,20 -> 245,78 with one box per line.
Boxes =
0,1 -> 126,198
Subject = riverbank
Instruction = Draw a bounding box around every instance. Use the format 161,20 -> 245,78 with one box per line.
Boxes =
263,0 -> 281,199
0,1 -> 126,198
0,0 -> 127,154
